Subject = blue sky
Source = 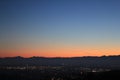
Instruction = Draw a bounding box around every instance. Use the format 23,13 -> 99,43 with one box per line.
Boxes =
0,0 -> 120,57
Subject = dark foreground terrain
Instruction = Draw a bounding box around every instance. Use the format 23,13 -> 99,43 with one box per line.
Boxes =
0,67 -> 120,80
0,56 -> 120,80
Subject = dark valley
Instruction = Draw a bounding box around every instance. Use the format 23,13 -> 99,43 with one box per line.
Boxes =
0,56 -> 120,80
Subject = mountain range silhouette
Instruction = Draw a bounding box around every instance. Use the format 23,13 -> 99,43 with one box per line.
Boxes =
0,55 -> 120,70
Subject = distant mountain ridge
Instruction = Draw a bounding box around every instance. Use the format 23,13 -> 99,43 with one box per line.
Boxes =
0,55 -> 120,70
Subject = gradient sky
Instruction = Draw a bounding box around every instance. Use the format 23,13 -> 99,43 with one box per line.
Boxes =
0,0 -> 120,57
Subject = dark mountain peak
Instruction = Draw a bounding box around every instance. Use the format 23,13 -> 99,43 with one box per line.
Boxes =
30,56 -> 46,59
15,56 -> 24,59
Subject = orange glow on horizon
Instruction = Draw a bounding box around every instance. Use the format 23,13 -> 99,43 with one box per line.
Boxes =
0,47 -> 120,58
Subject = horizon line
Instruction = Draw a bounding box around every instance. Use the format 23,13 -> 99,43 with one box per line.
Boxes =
0,55 -> 120,58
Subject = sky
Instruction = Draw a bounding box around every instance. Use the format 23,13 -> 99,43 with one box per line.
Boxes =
0,0 -> 120,57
